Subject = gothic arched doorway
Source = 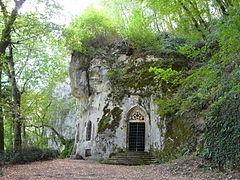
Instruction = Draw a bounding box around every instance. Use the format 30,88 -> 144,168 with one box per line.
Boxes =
128,108 -> 145,152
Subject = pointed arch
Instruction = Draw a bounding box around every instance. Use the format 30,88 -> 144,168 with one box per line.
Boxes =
127,105 -> 147,122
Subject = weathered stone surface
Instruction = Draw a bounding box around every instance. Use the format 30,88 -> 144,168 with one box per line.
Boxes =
69,51 -> 91,100
69,43 -> 164,160
47,81 -> 77,150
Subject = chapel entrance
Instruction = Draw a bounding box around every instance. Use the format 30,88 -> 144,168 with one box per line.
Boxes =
128,108 -> 146,152
129,122 -> 145,151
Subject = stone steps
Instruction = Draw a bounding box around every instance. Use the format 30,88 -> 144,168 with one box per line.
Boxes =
103,151 -> 155,165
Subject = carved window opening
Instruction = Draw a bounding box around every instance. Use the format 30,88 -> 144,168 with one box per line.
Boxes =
86,121 -> 92,141
130,111 -> 144,121
85,149 -> 91,157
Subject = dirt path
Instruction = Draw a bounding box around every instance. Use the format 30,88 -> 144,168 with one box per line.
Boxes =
1,157 -> 239,180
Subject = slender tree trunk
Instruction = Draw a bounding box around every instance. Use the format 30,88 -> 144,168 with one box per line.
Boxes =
166,15 -> 175,32
178,0 -> 200,29
178,0 -> 206,39
22,121 -> 27,147
0,0 -> 27,152
189,1 -> 209,30
27,123 -> 67,146
215,0 -> 227,15
153,11 -> 161,33
8,46 -> 22,152
9,115 -> 13,149
225,0 -> 233,7
0,66 -> 4,152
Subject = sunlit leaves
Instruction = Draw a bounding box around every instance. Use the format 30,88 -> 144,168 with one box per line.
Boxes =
65,7 -> 117,53
0,0 -> 68,150
218,8 -> 240,54
122,7 -> 161,48
149,67 -> 181,85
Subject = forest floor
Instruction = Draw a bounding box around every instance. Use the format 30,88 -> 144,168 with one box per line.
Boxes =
1,155 -> 239,180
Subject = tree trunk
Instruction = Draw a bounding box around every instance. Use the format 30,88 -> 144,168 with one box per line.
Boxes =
0,68 -> 3,152
153,11 -> 161,33
189,0 -> 209,30
8,47 -> 22,152
178,0 -> 206,39
215,0 -> 227,15
0,0 -> 27,152
22,121 -> 27,147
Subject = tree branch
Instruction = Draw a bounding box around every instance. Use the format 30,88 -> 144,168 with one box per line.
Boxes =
27,123 -> 67,145
215,0 -> 227,15
0,0 -> 8,21
0,0 -> 27,54
14,0 -> 26,10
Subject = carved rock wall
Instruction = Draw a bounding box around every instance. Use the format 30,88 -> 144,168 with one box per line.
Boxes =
47,82 -> 78,150
69,42 -> 164,159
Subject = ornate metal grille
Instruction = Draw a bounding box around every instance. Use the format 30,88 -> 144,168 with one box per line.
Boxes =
130,111 -> 144,121
129,122 -> 145,151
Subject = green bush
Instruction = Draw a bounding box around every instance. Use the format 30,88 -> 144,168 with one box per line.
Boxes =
204,85 -> 240,171
122,7 -> 160,48
60,140 -> 74,159
65,7 -> 117,53
1,147 -> 59,164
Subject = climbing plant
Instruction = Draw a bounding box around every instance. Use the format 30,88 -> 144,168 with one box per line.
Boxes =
205,83 -> 240,170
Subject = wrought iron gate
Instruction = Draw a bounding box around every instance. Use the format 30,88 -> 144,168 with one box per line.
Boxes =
129,122 -> 145,151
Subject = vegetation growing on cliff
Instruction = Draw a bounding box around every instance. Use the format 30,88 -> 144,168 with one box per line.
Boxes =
65,7 -> 117,53
66,0 -> 240,171
0,0 -> 239,172
98,103 -> 123,134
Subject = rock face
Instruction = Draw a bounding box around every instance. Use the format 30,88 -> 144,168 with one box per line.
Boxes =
70,41 -> 164,159
47,82 -> 77,150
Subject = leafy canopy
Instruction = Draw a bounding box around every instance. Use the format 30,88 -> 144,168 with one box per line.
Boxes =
65,7 -> 117,53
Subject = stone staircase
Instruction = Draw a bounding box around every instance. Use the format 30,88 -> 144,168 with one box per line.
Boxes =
103,151 -> 155,165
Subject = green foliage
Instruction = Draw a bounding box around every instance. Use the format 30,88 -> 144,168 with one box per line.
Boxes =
179,45 -> 206,58
155,117 -> 193,163
12,13 -> 68,89
0,147 -> 59,165
60,140 -> 74,159
148,67 -> 182,115
102,0 -> 164,48
0,0 -> 68,153
204,84 -> 240,171
149,67 -> 181,85
154,98 -> 178,115
65,7 -> 117,53
20,81 -> 77,148
218,8 -> 240,54
122,7 -> 160,48
167,32 -> 239,171
142,3 -> 240,169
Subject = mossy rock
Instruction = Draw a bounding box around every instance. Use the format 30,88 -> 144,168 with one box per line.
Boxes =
156,116 -> 193,163
98,105 -> 123,134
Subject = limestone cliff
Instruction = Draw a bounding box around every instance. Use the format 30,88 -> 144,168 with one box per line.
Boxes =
69,40 -> 164,159
47,82 -> 77,150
